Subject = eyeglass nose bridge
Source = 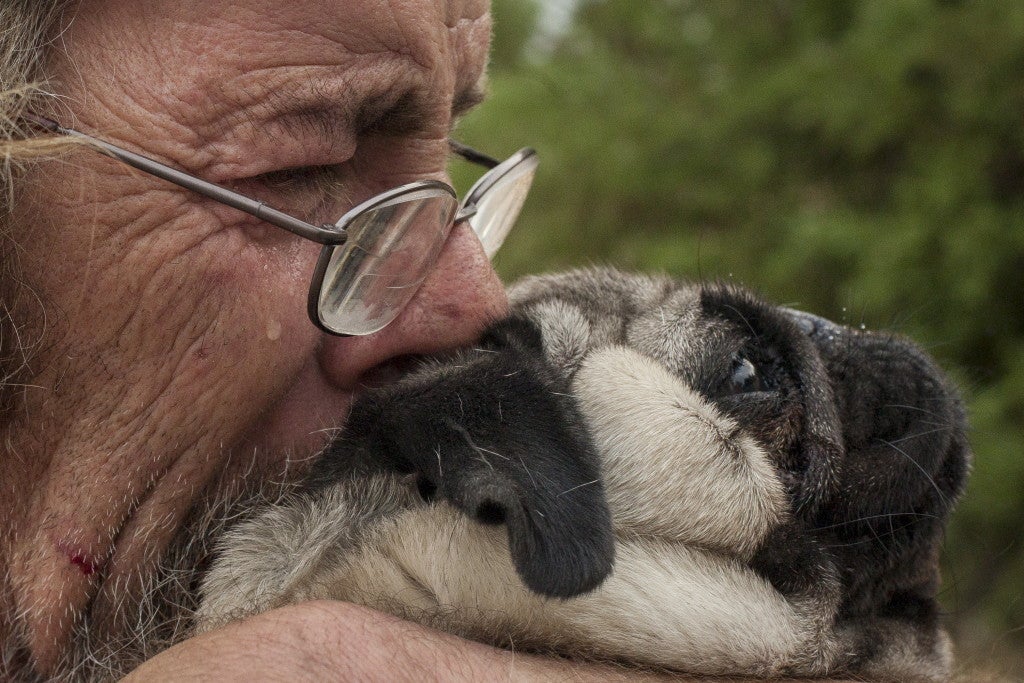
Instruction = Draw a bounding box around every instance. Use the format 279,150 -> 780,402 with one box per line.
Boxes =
454,204 -> 480,224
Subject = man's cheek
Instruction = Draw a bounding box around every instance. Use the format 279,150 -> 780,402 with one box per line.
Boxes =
124,242 -> 315,418
31,185 -> 313,436
19,176 -> 223,324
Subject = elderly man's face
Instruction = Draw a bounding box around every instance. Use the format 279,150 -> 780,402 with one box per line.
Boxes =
2,0 -> 500,671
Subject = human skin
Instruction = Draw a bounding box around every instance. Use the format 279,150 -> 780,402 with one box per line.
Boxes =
126,604 -> 858,681
126,601 -> 692,682
0,0 -> 551,675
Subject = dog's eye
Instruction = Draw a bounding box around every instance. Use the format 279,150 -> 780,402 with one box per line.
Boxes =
727,356 -> 763,394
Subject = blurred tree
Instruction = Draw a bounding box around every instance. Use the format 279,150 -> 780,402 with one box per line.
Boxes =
454,0 -> 1024,671
486,0 -> 539,72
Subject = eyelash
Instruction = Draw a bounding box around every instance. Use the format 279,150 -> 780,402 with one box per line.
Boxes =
255,164 -> 343,192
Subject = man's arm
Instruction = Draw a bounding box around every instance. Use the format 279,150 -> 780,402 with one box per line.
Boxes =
126,601 -> 684,682
130,601 -> 862,681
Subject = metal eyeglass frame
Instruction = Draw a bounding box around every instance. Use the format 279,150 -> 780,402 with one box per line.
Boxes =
21,113 -> 536,334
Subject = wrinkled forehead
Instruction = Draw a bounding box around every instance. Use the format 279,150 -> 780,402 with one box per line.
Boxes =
57,0 -> 491,155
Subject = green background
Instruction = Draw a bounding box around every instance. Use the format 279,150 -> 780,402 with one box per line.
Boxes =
452,0 -> 1024,676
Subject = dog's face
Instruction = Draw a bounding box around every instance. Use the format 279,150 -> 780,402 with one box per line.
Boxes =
204,267 -> 969,678
508,268 -> 970,623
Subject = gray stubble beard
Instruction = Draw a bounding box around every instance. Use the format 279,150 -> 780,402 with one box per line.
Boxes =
2,456 -> 304,683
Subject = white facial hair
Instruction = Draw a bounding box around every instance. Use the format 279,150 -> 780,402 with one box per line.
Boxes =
2,451 -> 306,683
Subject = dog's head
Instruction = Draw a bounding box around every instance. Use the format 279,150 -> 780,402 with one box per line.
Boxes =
312,265 -> 969,654
509,268 -> 970,625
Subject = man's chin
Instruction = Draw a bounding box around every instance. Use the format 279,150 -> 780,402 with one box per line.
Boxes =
11,452 -> 309,683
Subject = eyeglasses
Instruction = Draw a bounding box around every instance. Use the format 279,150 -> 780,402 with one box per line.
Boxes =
22,113 -> 537,336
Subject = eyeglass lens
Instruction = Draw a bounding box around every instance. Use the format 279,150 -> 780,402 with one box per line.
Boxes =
317,188 -> 459,335
316,151 -> 537,336
467,153 -> 539,258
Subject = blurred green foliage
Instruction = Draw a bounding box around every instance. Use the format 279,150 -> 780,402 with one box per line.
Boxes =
453,0 -> 1024,672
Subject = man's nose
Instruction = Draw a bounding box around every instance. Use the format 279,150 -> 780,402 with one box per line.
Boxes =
317,221 -> 509,388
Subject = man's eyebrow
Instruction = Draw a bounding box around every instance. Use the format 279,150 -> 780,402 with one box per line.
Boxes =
354,91 -> 425,136
452,84 -> 486,120
356,84 -> 486,137
268,82 -> 486,143
272,102 -> 352,142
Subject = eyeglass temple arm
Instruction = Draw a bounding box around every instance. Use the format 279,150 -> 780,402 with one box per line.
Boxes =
22,113 -> 346,245
447,140 -> 496,224
448,140 -> 500,170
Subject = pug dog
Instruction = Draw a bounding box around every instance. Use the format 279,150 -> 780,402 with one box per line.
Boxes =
196,268 -> 969,682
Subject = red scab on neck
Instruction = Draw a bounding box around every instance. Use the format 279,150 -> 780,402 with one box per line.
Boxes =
69,552 -> 98,576
56,540 -> 101,576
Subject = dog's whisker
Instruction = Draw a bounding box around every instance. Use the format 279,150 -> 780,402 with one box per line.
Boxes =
876,437 -> 953,509
556,479 -> 601,498
812,511 -> 942,531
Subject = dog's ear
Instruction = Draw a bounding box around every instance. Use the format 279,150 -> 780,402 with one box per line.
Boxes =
309,315 -> 615,599
816,329 -> 971,613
